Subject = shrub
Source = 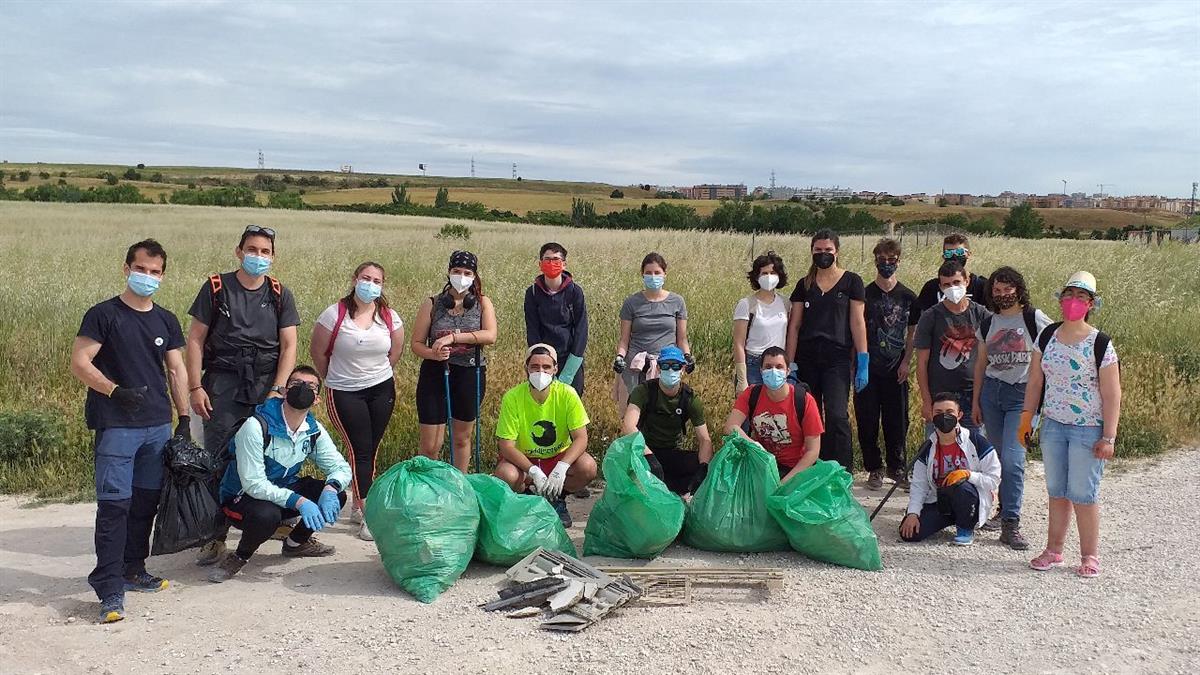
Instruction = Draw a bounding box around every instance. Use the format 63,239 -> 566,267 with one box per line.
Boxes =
106,174 -> 119,186
136,163 -> 145,169
0,411 -> 65,463
17,170 -> 31,181
38,171 -> 50,179
267,191 -> 304,209
982,201 -> 998,207
937,197 -> 948,207
58,171 -> 67,178
391,185 -> 411,206
123,168 -> 141,180
610,189 -> 624,199
435,187 -> 450,208
57,178 -> 66,185
1003,202 -> 1045,239
888,198 -> 905,206
436,222 -> 471,240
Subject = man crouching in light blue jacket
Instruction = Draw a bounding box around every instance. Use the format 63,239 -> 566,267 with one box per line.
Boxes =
208,365 -> 351,583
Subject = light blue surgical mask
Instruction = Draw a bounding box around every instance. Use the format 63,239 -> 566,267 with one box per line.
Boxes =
241,254 -> 272,277
643,274 -> 665,291
659,369 -> 682,388
355,280 -> 382,303
762,368 -> 788,390
127,271 -> 160,297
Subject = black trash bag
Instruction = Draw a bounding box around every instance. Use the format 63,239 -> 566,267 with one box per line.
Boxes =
151,436 -> 226,555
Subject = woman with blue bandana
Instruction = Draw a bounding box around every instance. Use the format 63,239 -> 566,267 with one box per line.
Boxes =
613,252 -> 691,414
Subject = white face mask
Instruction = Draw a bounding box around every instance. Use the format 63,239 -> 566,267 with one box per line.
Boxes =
449,274 -> 473,293
940,285 -> 967,304
758,274 -> 779,291
528,371 -> 553,391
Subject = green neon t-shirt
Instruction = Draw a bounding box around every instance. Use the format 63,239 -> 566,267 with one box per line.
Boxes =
495,380 -> 590,459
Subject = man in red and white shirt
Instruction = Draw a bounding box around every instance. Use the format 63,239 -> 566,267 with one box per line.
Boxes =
723,346 -> 824,486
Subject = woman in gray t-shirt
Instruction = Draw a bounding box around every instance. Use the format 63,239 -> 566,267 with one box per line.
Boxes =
613,252 -> 690,411
970,266 -> 1051,550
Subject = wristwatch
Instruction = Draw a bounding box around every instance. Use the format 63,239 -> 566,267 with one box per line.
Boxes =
1101,436 -> 1116,445
269,385 -> 286,396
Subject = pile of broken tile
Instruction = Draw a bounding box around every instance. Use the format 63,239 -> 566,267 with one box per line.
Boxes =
480,548 -> 643,632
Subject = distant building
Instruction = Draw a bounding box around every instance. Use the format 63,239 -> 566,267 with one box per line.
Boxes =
794,186 -> 853,200
682,184 -> 747,200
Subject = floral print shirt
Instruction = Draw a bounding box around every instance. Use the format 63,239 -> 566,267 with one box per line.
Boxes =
1037,328 -> 1118,427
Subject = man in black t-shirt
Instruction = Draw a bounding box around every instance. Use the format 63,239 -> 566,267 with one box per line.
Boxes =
855,238 -> 921,489
186,225 -> 300,564
915,233 -> 987,314
70,239 -> 190,623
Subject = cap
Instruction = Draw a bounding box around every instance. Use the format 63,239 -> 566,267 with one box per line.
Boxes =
449,250 -> 478,272
525,343 -> 558,364
658,345 -> 686,364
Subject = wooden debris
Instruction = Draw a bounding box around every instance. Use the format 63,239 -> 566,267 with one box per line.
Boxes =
597,566 -> 784,606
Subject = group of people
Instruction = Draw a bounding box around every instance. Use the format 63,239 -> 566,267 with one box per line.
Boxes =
70,224 -> 1122,624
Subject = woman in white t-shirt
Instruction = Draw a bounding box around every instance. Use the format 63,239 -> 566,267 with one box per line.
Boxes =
732,251 -> 791,393
310,262 -> 404,541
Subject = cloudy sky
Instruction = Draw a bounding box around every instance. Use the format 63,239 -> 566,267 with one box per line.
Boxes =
2,1 -> 1197,196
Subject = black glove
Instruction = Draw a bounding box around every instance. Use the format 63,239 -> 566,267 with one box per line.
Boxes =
684,353 -> 696,374
687,462 -> 709,495
110,386 -> 148,413
613,354 -> 627,374
174,415 -> 191,441
644,454 -> 665,482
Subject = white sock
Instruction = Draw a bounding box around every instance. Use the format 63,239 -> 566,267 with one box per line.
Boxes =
285,536 -> 301,548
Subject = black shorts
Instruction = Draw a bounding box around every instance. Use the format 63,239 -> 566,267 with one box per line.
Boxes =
648,446 -> 700,495
415,360 -> 486,425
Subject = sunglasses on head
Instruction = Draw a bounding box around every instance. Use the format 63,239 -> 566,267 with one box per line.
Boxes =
660,362 -> 685,372
244,224 -> 276,239
942,247 -> 967,259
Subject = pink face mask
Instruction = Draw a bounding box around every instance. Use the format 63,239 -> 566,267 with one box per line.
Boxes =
1060,297 -> 1090,321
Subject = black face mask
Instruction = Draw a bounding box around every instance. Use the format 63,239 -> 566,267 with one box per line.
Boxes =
993,294 -> 1018,310
286,383 -> 316,410
876,262 -> 897,279
933,412 -> 959,434
813,252 -> 835,269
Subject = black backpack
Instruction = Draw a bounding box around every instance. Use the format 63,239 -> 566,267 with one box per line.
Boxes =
641,380 -> 694,435
1032,322 -> 1116,411
743,381 -> 811,434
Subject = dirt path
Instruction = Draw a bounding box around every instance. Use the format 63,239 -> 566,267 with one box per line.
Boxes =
2,451 -> 1197,675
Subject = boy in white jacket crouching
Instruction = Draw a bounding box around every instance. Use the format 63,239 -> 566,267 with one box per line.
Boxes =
901,392 -> 1001,546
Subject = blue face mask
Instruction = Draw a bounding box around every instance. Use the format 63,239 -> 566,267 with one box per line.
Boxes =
659,369 -> 682,387
127,271 -> 160,297
355,280 -> 382,303
762,368 -> 788,390
241,254 -> 272,277
643,274 -> 665,291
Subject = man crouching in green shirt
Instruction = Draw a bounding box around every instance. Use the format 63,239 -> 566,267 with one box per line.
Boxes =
620,345 -> 713,495
494,344 -> 597,527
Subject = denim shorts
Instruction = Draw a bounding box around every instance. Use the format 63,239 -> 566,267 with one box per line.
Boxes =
1040,418 -> 1105,504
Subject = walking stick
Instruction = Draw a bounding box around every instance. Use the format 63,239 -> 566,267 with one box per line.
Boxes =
473,346 -> 482,473
871,381 -> 915,521
444,361 -> 455,468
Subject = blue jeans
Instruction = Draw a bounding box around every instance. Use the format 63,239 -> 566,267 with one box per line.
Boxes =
745,353 -> 764,386
980,377 -> 1027,520
1040,418 -> 1105,504
89,424 -> 171,600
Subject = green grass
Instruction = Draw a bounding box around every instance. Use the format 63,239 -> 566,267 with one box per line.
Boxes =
0,201 -> 1196,498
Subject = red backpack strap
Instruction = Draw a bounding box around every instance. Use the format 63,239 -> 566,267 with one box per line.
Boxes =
324,300 -> 349,359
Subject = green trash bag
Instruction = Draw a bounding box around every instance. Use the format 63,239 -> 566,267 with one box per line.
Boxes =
365,456 -> 480,603
682,433 -> 789,552
465,473 -> 576,566
583,432 -> 684,559
766,460 -> 883,571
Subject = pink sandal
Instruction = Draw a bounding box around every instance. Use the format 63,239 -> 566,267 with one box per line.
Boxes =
1076,555 -> 1100,578
1029,549 -> 1064,571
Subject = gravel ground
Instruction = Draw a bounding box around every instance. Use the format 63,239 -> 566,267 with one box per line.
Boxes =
2,450 -> 1197,675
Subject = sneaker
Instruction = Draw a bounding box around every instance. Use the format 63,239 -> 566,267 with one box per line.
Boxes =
350,507 -> 364,525
951,527 -> 975,546
980,513 -> 1002,532
999,518 -> 1031,550
207,552 -> 247,583
1029,549 -> 1065,571
195,539 -> 227,567
123,571 -> 169,593
887,468 -> 910,490
866,469 -> 884,490
357,520 -> 374,542
98,594 -> 125,624
281,537 -> 336,557
552,497 -> 572,528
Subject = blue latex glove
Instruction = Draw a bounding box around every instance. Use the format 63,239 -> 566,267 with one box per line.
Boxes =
317,486 -> 341,524
558,353 -> 584,383
854,352 -> 870,393
296,498 -> 326,532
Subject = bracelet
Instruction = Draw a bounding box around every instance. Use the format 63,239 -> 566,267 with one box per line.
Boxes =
189,385 -> 204,392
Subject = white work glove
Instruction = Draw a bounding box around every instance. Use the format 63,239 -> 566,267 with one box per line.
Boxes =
527,465 -> 549,495
543,461 -> 571,501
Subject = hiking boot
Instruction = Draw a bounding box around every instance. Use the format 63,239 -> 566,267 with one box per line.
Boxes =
887,468 -> 910,490
866,469 -> 885,490
357,520 -> 374,542
195,539 -> 226,567
98,594 -> 125,624
123,571 -> 169,593
980,513 -> 1002,532
207,552 -> 247,583
282,537 -> 336,557
552,497 -> 572,528
951,527 -> 975,546
999,518 -> 1030,550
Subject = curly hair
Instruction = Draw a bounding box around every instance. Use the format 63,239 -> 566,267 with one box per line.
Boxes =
747,250 -> 788,290
984,265 -> 1032,311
